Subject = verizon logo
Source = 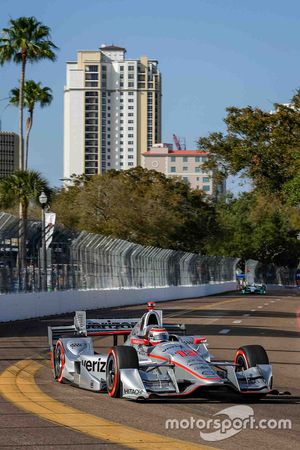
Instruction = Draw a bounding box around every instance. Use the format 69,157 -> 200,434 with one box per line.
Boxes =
87,320 -> 137,330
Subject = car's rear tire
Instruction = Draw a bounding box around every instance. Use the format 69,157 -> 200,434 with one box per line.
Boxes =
54,340 -> 65,382
234,344 -> 269,370
106,346 -> 139,398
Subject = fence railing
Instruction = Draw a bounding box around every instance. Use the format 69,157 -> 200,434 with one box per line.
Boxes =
245,259 -> 298,287
0,212 -> 239,293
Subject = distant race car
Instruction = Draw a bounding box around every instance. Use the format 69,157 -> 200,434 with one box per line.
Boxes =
240,283 -> 266,295
48,302 -> 274,400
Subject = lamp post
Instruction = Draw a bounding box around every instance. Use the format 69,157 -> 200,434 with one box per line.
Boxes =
39,191 -> 47,291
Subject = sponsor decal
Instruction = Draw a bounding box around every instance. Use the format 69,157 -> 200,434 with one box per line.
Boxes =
81,358 -> 106,372
124,388 -> 143,396
87,319 -> 137,330
175,350 -> 198,357
161,344 -> 184,352
69,342 -> 85,349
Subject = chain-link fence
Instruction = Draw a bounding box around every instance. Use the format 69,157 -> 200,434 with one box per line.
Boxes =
71,231 -> 239,289
253,261 -> 297,286
0,212 -> 239,293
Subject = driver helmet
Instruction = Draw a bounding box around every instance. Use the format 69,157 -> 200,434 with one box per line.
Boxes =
148,327 -> 169,345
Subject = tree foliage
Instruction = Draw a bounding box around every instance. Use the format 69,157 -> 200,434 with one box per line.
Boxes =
206,192 -> 300,267
198,90 -> 300,204
52,168 -> 216,252
0,170 -> 50,268
10,80 -> 53,168
0,16 -> 58,169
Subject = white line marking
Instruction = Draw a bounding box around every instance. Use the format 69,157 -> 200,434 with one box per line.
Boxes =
219,329 -> 230,334
271,301 -> 275,303
251,309 -> 256,312
233,320 -> 242,324
258,306 -> 263,308
264,303 -> 269,306
243,314 -> 250,317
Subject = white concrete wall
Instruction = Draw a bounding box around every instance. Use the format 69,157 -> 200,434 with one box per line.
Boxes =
0,282 -> 236,322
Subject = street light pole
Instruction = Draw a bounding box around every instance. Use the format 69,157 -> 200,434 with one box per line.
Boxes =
39,191 -> 47,291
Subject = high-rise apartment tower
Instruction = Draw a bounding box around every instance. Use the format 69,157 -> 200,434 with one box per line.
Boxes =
0,132 -> 19,177
64,45 -> 162,178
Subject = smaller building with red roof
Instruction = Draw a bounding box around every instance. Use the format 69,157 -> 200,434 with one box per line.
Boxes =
142,143 -> 225,195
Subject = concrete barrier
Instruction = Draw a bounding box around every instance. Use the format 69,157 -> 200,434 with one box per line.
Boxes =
0,281 -> 236,322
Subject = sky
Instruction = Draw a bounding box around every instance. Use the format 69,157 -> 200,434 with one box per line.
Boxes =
1,0 -> 300,189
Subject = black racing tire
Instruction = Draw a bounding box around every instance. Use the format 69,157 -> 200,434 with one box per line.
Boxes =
234,344 -> 269,371
54,340 -> 65,382
106,346 -> 139,398
234,345 -> 270,401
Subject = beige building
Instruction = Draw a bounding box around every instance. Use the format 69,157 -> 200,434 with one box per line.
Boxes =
143,144 -> 226,195
0,132 -> 19,177
64,45 -> 162,178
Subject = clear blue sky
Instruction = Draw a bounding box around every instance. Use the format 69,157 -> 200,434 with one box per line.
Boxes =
1,0 -> 300,189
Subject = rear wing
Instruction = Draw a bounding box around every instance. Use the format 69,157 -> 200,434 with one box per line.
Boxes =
48,310 -> 186,350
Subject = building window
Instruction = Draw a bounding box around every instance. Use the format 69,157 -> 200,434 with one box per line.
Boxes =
170,156 -> 176,162
128,82 -> 134,87
203,177 -> 210,183
120,66 -> 124,71
128,155 -> 134,159
183,166 -> 188,172
85,82 -> 98,87
203,185 -> 210,192
195,167 -> 201,173
170,167 -> 176,173
183,156 -> 188,162
128,92 -> 134,96
128,65 -> 134,71
85,65 -> 98,72
128,162 -> 134,166
195,156 -> 200,162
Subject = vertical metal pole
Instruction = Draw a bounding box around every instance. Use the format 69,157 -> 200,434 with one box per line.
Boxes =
41,205 -> 47,291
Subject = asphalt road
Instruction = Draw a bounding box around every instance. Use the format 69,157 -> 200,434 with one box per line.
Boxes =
0,288 -> 299,449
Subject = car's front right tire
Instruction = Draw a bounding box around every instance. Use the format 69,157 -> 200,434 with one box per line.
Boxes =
106,346 -> 139,398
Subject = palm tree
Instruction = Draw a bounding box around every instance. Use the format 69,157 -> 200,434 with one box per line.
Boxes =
10,81 -> 53,169
0,17 -> 58,169
0,170 -> 50,272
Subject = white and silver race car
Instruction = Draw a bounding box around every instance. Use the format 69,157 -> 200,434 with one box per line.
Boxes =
48,302 -> 274,400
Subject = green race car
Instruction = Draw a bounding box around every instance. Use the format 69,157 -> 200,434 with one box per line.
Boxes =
240,283 -> 266,295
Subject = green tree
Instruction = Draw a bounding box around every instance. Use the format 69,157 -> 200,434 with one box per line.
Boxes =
10,80 -> 53,169
52,168 -> 216,252
0,17 -> 58,169
0,170 -> 50,270
198,90 -> 300,203
206,192 -> 300,267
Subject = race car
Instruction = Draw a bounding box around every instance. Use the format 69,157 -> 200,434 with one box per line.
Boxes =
48,302 -> 273,400
240,283 -> 267,295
